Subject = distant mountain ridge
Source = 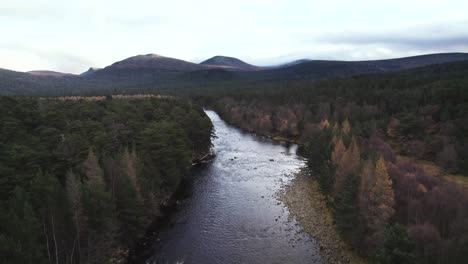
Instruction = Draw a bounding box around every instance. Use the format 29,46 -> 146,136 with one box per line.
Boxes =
2,52 -> 468,95
252,52 -> 468,81
200,56 -> 260,71
28,70 -> 74,77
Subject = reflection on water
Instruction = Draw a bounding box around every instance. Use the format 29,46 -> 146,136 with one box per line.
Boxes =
147,111 -> 321,264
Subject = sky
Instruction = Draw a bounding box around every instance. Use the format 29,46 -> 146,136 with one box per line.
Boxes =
1,0 -> 467,74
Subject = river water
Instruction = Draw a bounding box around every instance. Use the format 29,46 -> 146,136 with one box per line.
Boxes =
146,110 -> 321,264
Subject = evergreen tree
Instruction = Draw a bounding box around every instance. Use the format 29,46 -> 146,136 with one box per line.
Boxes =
31,170 -> 65,264
334,173 -> 361,245
305,127 -> 334,194
2,187 -> 45,264
66,170 -> 84,263
374,224 -> 416,264
82,149 -> 116,263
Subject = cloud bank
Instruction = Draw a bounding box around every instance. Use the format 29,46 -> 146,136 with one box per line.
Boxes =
1,0 -> 467,73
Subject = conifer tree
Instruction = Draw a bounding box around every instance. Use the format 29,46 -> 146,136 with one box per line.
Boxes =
342,119 -> 351,135
331,137 -> 346,167
66,170 -> 84,263
368,157 -> 395,238
358,159 -> 375,226
82,149 -> 116,264
334,136 -> 361,195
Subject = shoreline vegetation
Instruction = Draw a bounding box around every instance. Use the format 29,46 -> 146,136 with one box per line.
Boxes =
128,152 -> 214,263
278,168 -> 366,264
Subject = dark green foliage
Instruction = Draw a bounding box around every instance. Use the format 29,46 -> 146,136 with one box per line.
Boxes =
113,172 -> 146,246
0,96 -> 213,263
374,224 -> 416,264
305,128 -> 334,195
0,187 -> 45,264
140,121 -> 191,191
334,174 -> 361,245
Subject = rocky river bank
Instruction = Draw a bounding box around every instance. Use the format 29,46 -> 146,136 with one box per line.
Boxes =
277,168 -> 366,264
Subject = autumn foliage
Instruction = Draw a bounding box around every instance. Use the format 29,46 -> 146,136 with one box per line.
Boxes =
311,121 -> 468,263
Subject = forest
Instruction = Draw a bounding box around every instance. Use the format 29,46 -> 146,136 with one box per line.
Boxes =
1,59 -> 467,264
203,61 -> 468,263
0,96 -> 213,263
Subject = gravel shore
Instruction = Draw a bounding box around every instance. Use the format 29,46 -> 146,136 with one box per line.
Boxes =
277,168 -> 366,264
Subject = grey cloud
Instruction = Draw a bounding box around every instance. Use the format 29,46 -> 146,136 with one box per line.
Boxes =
318,33 -> 468,49
308,20 -> 468,50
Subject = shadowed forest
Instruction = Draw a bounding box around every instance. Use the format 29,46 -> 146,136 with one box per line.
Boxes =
0,97 -> 212,263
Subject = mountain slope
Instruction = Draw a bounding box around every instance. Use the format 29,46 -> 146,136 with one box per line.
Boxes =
80,67 -> 102,76
200,56 -> 260,71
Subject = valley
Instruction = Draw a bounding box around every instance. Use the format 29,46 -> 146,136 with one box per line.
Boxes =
3,1 -> 468,263
1,52 -> 468,264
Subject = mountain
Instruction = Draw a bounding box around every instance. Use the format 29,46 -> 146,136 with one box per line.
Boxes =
2,52 -> 468,95
100,54 -> 206,72
28,70 -> 74,77
80,67 -> 102,76
87,54 -> 210,83
1,68 -> 69,95
248,52 -> 468,81
200,56 -> 260,71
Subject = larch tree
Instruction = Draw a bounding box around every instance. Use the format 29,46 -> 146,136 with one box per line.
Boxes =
358,159 -> 375,227
334,136 -> 361,195
368,157 -> 395,239
342,119 -> 351,135
331,137 -> 346,167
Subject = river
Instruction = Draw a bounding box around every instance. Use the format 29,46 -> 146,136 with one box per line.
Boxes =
146,110 -> 322,264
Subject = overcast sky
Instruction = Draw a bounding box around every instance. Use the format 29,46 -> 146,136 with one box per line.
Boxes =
1,0 -> 467,74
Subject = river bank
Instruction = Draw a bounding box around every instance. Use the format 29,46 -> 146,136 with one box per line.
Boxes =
126,149 -> 215,263
277,168 -> 366,264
